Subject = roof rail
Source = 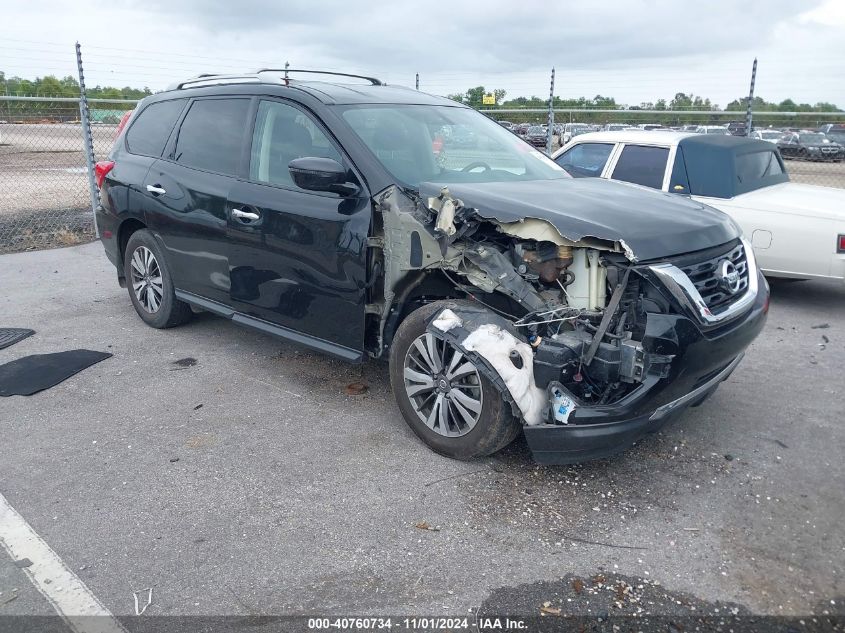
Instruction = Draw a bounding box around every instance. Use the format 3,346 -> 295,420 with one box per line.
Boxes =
168,73 -> 270,90
167,69 -> 384,91
255,68 -> 383,86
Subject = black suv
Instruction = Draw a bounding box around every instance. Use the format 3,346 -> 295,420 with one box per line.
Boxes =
95,70 -> 768,464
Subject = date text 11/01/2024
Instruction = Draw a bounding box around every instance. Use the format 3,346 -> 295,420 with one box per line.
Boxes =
307,617 -> 528,630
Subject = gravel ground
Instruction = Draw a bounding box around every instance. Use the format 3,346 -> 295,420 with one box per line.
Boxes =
0,242 -> 842,625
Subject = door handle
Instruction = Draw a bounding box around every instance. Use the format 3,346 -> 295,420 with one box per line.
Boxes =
146,184 -> 166,195
232,208 -> 260,222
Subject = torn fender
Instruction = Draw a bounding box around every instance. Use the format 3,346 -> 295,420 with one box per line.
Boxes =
426,305 -> 549,426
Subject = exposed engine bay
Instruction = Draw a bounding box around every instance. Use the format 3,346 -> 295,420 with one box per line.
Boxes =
366,185 -> 676,426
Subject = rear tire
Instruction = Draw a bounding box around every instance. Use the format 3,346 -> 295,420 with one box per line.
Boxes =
123,229 -> 192,329
389,300 -> 521,460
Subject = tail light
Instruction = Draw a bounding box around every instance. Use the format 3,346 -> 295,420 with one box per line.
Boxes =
114,110 -> 133,139
94,160 -> 115,188
838,234 -> 845,253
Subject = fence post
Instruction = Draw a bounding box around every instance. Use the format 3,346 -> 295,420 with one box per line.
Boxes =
415,73 -> 419,90
546,67 -> 555,155
745,58 -> 757,137
75,41 -> 100,237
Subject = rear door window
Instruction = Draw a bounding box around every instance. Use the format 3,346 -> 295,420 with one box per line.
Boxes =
611,145 -> 669,190
125,99 -> 186,157
554,143 -> 614,177
172,99 -> 251,176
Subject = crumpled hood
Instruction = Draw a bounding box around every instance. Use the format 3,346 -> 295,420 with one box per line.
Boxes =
419,178 -> 740,261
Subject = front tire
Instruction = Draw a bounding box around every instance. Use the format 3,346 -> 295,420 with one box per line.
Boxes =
389,301 -> 521,460
123,229 -> 192,329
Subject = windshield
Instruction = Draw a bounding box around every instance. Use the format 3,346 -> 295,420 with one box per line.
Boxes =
799,133 -> 826,144
528,126 -> 544,134
760,131 -> 781,139
705,127 -> 729,134
338,104 -> 567,188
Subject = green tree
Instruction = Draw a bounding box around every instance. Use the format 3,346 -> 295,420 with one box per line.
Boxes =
669,92 -> 693,109
463,86 -> 484,108
778,99 -> 797,112
815,102 -> 839,112
36,75 -> 63,97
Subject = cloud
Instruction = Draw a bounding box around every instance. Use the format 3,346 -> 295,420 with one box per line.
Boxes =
2,0 -> 843,107
130,0 -> 818,72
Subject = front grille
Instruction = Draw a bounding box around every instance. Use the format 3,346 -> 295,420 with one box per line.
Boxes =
678,242 -> 749,315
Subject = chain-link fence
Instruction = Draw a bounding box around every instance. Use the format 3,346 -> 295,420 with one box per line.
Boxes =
0,96 -> 136,254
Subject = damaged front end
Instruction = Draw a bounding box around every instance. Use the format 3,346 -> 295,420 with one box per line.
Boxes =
368,184 -> 768,464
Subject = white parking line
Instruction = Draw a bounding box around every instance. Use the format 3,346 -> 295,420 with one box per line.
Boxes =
0,492 -> 127,633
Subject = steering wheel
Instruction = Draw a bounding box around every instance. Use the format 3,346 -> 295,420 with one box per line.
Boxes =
461,161 -> 492,173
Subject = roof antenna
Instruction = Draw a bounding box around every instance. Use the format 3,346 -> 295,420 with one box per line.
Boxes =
284,61 -> 290,86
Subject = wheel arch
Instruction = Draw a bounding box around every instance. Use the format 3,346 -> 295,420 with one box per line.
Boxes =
376,270 -> 523,358
116,217 -> 148,285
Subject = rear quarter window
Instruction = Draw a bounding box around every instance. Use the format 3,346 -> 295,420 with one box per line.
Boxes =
734,150 -> 787,194
736,151 -> 784,182
125,99 -> 186,157
172,98 -> 251,176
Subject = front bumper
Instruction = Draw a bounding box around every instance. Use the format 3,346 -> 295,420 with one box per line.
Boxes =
524,353 -> 742,464
524,270 -> 769,464
426,234 -> 769,465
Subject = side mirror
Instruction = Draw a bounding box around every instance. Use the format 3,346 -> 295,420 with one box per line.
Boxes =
288,157 -> 359,196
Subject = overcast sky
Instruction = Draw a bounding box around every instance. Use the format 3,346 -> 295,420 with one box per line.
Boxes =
3,0 -> 845,108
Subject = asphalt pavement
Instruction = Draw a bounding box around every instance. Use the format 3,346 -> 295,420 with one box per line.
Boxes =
0,242 -> 842,622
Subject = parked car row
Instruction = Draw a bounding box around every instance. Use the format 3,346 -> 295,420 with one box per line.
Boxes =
776,130 -> 844,161
748,127 -> 845,161
494,121 -> 761,141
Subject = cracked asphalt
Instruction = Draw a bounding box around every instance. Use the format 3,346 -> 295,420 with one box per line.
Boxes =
0,242 -> 842,621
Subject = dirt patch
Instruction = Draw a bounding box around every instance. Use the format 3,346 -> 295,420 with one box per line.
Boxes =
479,572 -> 841,631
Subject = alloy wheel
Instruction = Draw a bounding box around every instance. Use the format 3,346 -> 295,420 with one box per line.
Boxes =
130,246 -> 164,313
403,332 -> 483,437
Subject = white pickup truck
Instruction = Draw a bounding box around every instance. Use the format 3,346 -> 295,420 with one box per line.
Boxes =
552,131 -> 845,282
